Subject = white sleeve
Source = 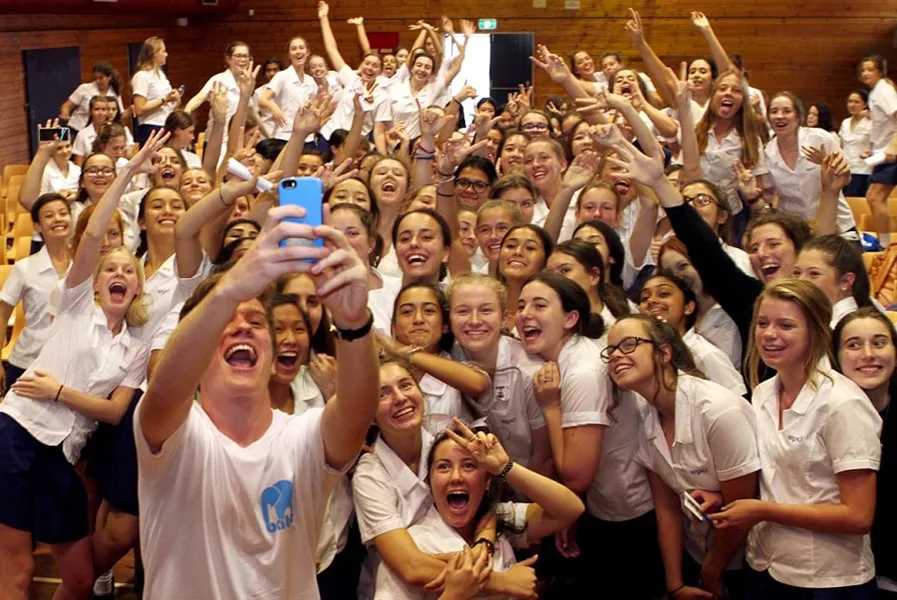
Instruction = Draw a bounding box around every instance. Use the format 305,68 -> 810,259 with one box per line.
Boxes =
120,343 -> 151,389
705,402 -> 761,481
824,395 -> 883,473
638,72 -> 657,93
199,75 -> 216,97
40,167 -> 52,195
0,262 -> 26,306
880,84 -> 897,118
695,347 -> 747,396
71,130 -> 90,157
352,460 -> 405,544
560,365 -> 611,428
337,64 -> 358,88
374,97 -> 392,123
59,276 -> 96,316
133,397 -> 199,480
265,72 -> 283,98
523,371 -> 546,430
131,72 -> 149,98
68,83 -> 85,105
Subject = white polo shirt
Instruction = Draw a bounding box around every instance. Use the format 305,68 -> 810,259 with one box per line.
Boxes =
321,65 -> 392,140
554,336 -> 654,521
635,374 -> 759,566
265,67 -> 320,141
67,82 -> 124,132
118,188 -> 150,252
682,329 -> 746,396
368,275 -> 402,334
135,403 -> 343,599
198,70 -> 242,144
0,276 -> 149,464
838,117 -> 873,175
696,303 -> 742,369
831,296 -> 860,329
72,123 -> 98,158
373,502 -> 528,599
40,160 -> 80,195
747,358 -> 882,588
387,78 -> 447,139
353,429 -> 435,600
869,78 -> 897,154
722,242 -> 754,278
700,128 -> 768,215
765,127 -> 856,233
453,336 -> 546,467
131,69 -> 174,127
0,247 -> 68,369
290,365 -> 326,416
419,351 -> 475,431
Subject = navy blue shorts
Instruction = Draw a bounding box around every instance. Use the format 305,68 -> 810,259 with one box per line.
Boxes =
871,162 -> 897,187
5,363 -> 26,388
0,413 -> 88,544
746,567 -> 876,599
85,390 -> 141,516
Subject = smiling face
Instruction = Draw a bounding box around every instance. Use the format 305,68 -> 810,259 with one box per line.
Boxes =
288,37 -> 309,69
151,147 -> 183,189
516,280 -> 576,360
524,140 -> 566,191
476,207 -> 515,263
499,227 -> 546,283
570,121 -> 594,158
396,213 -> 449,281
81,154 -> 116,199
687,59 -> 713,96
681,182 -> 724,233
572,51 -> 595,78
711,73 -> 744,120
572,225 -> 613,274
101,135 -> 127,161
280,274 -> 323,335
271,303 -> 310,384
450,283 -> 502,354
330,178 -> 372,212
34,199 -> 72,243
140,188 -> 186,242
332,208 -> 374,266
227,44 -> 251,72
179,168 -> 212,205
382,53 -> 398,77
838,317 -> 897,392
430,438 -> 490,533
455,166 -> 491,209
754,296 -> 810,372
546,252 -> 599,301
612,69 -> 640,100
576,187 -> 618,228
520,113 -> 551,138
370,158 -> 408,209
458,211 -> 478,256
264,61 -> 281,81
606,318 -> 663,392
308,55 -> 328,79
230,196 -> 251,222
860,60 -> 882,87
358,54 -> 382,83
847,92 -> 867,116
411,56 -> 434,82
499,134 -> 528,174
393,286 -> 445,350
601,54 -> 623,81
94,248 -> 142,318
224,221 -> 260,246
485,128 -> 502,162
297,153 -> 324,178
793,248 -> 852,305
376,362 -> 423,437
206,298 -> 273,396
806,105 -> 819,128
747,223 -> 798,284
638,276 -> 694,334
496,187 -> 535,224
768,95 -> 800,138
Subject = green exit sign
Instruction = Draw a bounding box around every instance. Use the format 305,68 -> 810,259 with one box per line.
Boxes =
478,18 -> 497,30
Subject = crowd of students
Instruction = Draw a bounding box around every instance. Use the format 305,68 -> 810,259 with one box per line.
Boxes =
0,4 -> 896,600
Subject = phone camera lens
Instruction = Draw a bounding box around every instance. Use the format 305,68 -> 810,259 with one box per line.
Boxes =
283,180 -> 297,189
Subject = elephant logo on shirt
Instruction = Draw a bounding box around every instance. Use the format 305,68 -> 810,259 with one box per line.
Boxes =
260,480 -> 294,534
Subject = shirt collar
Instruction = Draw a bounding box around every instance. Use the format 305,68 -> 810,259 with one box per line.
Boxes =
91,304 -> 134,349
373,428 -> 435,495
831,297 -> 859,327
32,246 -> 55,274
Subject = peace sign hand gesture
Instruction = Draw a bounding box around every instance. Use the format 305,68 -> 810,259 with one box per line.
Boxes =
445,417 -> 511,476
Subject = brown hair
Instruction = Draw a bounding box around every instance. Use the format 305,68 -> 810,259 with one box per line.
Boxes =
695,69 -> 764,169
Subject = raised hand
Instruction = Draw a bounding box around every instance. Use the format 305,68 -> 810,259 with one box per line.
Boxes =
532,362 -> 561,407
419,102 -> 451,140
606,136 -> 665,185
518,83 -> 533,111
210,81 -> 229,122
314,158 -> 358,191
671,74 -> 695,111
563,150 -> 600,190
438,546 -> 492,600
440,15 -> 454,34
455,84 -> 478,103
800,144 -> 826,166
530,44 -> 571,85
37,118 -> 65,153
589,122 -> 624,148
690,10 -> 711,31
444,417 -> 511,476
317,0 -> 329,19
437,135 -> 487,176
624,8 -> 646,45
346,16 -> 363,25
386,122 -> 409,148
821,152 -> 852,192
128,128 -> 171,172
732,159 -> 761,199
237,62 -> 260,97
459,19 -> 476,38
293,93 -> 335,134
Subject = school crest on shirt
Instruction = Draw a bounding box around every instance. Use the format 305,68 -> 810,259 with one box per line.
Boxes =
260,480 -> 294,533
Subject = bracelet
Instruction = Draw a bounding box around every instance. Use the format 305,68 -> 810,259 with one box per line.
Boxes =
437,170 -> 454,178
498,460 -> 514,481
436,191 -> 454,197
413,152 -> 435,160
54,385 -> 63,403
668,584 -> 685,596
219,188 -> 229,207
452,98 -> 463,106
471,537 -> 495,556
404,345 -> 424,361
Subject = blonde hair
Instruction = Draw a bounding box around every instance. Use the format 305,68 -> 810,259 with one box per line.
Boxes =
94,247 -> 150,328
695,69 -> 765,169
137,37 -> 165,72
446,273 -> 508,314
476,199 -> 523,226
746,278 -> 833,390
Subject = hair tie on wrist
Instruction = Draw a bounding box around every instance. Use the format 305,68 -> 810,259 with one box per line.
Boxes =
498,460 -> 514,481
55,385 -> 63,403
472,537 -> 495,555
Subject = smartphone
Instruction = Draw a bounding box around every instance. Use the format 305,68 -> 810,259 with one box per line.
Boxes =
682,491 -> 709,524
278,177 -> 323,252
177,84 -> 186,97
38,126 -> 69,143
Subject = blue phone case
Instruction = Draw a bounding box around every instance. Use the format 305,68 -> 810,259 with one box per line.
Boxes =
278,177 -> 323,251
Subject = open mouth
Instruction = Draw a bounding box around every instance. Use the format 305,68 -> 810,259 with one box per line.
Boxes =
446,490 -> 470,511
532,168 -> 548,180
224,343 -> 258,368
613,363 -> 632,376
463,328 -> 489,339
521,326 -> 541,342
856,364 -> 884,375
108,282 -> 128,303
620,83 -> 633,95
392,405 -> 415,421
759,263 -> 780,279
381,180 -> 397,194
720,97 -> 735,110
276,351 -> 299,369
405,253 -> 428,267
646,306 -> 667,319
613,179 -> 631,194
157,217 -> 177,227
50,224 -> 68,233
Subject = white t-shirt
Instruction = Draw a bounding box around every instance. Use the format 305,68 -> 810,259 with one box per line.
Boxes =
40,160 -> 80,195
67,82 -> 124,131
419,351 -> 476,432
388,78 -> 447,139
635,374 -> 759,567
131,69 -> 174,127
198,70 -> 242,144
265,67 -> 320,141
868,78 -> 897,154
135,404 -> 344,600
838,116 -> 873,175
682,329 -> 746,395
0,246 -> 68,368
0,276 -> 149,464
747,358 -> 882,588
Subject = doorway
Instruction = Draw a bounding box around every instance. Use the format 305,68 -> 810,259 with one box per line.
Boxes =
22,47 -> 81,156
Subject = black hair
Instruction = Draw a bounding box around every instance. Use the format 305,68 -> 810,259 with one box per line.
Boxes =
223,218 -> 261,241
496,224 -> 554,284
391,208 -> 452,248
497,129 -> 530,160
553,239 -> 631,319
274,273 -> 336,357
86,95 -> 106,126
809,102 -> 835,132
801,234 -> 873,310
455,155 -> 498,184
392,280 -> 454,353
330,202 -> 381,265
688,56 -> 719,81
832,308 -> 897,401
93,62 -> 123,96
225,41 -> 250,57
639,271 -> 699,331
262,57 -> 286,71
30,193 -> 69,229
572,220 -> 625,287
524,271 -> 603,339
163,110 -> 195,134
476,97 -> 497,112
268,293 -> 313,365
255,138 -> 287,163
328,128 -> 350,149
849,88 -> 870,105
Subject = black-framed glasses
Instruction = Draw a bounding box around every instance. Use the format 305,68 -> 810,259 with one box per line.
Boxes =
683,193 -> 718,208
600,336 -> 656,362
456,178 -> 490,193
521,122 -> 549,132
83,166 -> 115,176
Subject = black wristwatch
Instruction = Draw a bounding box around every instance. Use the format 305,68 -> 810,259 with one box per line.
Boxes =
332,310 -> 374,341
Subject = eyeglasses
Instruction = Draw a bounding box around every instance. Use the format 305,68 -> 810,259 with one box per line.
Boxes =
456,178 -> 490,193
600,336 -> 656,362
83,166 -> 115,176
683,193 -> 718,208
231,53 -> 252,60
521,123 -> 549,133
